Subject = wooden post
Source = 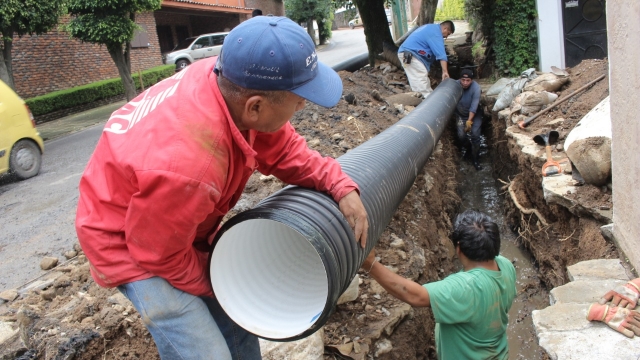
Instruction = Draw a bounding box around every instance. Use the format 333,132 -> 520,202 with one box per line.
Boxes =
138,70 -> 145,92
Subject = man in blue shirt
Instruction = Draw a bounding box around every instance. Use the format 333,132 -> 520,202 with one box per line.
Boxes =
398,21 -> 454,98
455,69 -> 483,170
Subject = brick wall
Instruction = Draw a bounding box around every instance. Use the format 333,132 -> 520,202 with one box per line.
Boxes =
11,12 -> 162,99
245,0 -> 284,17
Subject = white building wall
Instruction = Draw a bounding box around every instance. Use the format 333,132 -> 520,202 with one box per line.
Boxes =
536,0 -> 565,71
608,1 -> 640,273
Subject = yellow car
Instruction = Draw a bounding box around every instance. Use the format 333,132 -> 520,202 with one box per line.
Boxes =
0,80 -> 44,180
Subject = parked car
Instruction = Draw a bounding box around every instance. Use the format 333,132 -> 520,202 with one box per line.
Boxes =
163,32 -> 229,71
0,80 -> 44,180
348,9 -> 391,29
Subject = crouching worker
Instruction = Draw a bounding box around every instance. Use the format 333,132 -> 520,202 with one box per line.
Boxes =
455,69 -> 484,170
361,210 -> 516,360
76,16 -> 368,360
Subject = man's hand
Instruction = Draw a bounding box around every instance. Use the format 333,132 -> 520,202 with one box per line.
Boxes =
442,72 -> 450,80
465,120 -> 473,133
599,278 -> 640,309
339,190 -> 368,248
587,303 -> 640,338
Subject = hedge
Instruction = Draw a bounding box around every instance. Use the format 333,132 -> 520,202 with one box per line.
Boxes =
26,64 -> 175,116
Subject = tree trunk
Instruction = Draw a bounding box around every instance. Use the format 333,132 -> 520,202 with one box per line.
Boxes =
108,44 -> 137,101
307,17 -> 316,45
353,0 -> 394,66
418,0 -> 438,26
0,37 -> 15,90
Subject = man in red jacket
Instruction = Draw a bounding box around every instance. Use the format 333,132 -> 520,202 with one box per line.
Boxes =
76,16 -> 368,360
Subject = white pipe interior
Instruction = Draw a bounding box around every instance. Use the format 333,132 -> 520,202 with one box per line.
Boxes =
210,219 -> 328,339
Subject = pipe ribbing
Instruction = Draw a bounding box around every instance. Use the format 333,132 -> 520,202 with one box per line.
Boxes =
209,78 -> 463,341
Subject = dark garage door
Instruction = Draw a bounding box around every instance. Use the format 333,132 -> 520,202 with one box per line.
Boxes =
562,0 -> 607,68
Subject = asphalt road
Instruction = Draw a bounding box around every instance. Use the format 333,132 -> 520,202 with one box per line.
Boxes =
317,27 -> 368,66
0,28 -> 371,292
0,125 -> 102,290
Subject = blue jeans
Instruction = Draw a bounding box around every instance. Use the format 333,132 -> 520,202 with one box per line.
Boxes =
118,277 -> 261,360
456,107 -> 484,147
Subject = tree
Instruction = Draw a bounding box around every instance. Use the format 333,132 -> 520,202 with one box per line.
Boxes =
352,0 -> 394,66
64,0 -> 162,101
417,0 -> 439,26
285,0 -> 334,45
0,0 -> 66,90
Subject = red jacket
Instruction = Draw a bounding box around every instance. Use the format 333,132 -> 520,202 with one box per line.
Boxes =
76,58 -> 357,297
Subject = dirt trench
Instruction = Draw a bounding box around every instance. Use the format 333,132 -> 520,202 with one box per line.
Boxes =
488,59 -> 620,289
0,58 -> 617,360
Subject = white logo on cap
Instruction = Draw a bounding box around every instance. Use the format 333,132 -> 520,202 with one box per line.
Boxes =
306,51 -> 317,67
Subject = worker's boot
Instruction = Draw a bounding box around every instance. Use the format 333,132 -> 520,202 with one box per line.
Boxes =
471,143 -> 482,171
461,136 -> 472,160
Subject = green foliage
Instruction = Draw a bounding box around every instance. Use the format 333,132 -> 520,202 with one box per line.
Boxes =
492,0 -> 538,75
435,0 -> 465,21
472,41 -> 483,58
26,65 -> 174,116
0,0 -> 66,41
64,0 -> 161,51
318,10 -> 334,44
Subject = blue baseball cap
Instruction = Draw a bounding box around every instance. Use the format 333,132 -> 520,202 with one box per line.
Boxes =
214,16 -> 343,108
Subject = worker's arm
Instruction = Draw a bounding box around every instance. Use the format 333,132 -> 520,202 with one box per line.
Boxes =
361,250 -> 431,307
467,112 -> 475,123
440,60 -> 449,80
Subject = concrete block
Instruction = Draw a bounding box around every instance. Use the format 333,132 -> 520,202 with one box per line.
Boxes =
550,279 -> 626,304
532,303 -> 592,332
536,325 -> 640,360
567,259 -> 630,281
541,174 -> 612,224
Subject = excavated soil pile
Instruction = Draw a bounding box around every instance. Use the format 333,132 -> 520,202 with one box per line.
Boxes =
0,64 -> 462,360
489,59 -> 617,288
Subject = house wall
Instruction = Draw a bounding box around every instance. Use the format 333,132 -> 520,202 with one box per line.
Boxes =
608,1 -> 640,273
11,12 -> 162,99
535,0 -> 565,71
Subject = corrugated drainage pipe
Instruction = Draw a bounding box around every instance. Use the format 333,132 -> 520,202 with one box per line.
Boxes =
209,78 -> 463,341
331,52 -> 370,72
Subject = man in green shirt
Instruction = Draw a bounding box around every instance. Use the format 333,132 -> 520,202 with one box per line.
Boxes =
361,210 -> 516,359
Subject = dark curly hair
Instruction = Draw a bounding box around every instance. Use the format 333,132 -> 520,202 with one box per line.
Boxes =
451,210 -> 500,261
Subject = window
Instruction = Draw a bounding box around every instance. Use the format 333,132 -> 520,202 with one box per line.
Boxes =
193,36 -> 211,49
211,34 -> 226,46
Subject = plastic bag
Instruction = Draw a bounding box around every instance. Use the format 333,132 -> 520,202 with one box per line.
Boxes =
492,78 -> 527,112
522,91 -> 558,106
492,68 -> 538,112
524,73 -> 569,92
486,78 -> 513,96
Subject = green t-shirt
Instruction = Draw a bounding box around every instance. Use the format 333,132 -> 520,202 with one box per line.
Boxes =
424,255 -> 516,360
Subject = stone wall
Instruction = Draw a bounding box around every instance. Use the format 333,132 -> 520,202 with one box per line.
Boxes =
11,12 -> 162,99
608,1 -> 640,273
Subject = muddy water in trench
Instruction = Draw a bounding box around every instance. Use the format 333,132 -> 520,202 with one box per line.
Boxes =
455,137 -> 549,360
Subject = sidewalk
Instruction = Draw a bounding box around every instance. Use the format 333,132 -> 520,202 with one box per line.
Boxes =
36,101 -> 125,141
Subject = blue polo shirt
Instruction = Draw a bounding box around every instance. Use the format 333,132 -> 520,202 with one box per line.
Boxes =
398,24 -> 448,71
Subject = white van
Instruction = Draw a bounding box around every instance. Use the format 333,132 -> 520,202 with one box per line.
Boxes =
163,32 -> 229,71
